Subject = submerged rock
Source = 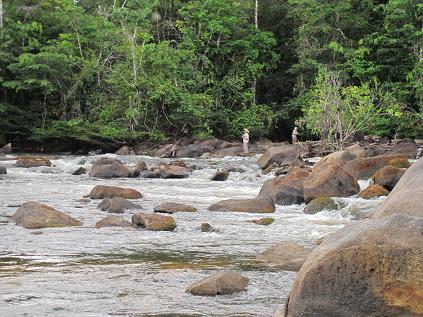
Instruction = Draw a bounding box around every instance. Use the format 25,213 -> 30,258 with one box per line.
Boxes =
248,217 -> 274,226
358,184 -> 390,199
284,214 -> 423,317
16,157 -> 51,168
89,185 -> 142,199
370,156 -> 423,218
200,223 -> 214,232
186,271 -> 249,296
12,202 -> 82,229
132,212 -> 176,231
208,196 -> 275,213
72,167 -> 87,175
95,215 -> 133,229
303,197 -> 339,214
154,202 -> 197,214
89,157 -> 129,178
97,197 -> 141,213
211,170 -> 229,181
254,241 -> 311,271
373,166 -> 406,191
0,166 -> 6,174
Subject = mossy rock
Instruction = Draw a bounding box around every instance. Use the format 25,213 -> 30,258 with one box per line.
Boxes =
303,197 -> 340,214
248,217 -> 275,226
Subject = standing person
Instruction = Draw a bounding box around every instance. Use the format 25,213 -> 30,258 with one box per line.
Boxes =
242,128 -> 250,154
292,126 -> 299,143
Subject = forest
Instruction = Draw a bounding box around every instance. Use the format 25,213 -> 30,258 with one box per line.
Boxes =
0,0 -> 422,150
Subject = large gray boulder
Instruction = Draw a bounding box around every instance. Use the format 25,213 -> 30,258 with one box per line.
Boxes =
89,185 -> 142,199
284,214 -> 423,317
186,271 -> 249,296
12,202 -> 82,229
257,144 -> 303,170
89,157 -> 129,178
208,196 -> 275,213
370,157 -> 423,218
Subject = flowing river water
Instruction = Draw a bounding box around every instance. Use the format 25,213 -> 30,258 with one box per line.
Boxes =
0,153 -> 383,317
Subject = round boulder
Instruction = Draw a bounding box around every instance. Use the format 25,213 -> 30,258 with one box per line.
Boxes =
16,157 -> 51,168
154,202 -> 197,214
95,215 -> 133,229
89,157 -> 129,178
97,197 -> 141,213
207,196 -> 275,213
89,185 -> 142,199
373,166 -> 406,191
12,202 -> 82,229
284,214 -> 423,317
358,184 -> 390,199
186,271 -> 249,296
132,212 -> 176,231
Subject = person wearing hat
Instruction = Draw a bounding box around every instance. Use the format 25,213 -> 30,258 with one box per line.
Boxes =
242,128 -> 250,154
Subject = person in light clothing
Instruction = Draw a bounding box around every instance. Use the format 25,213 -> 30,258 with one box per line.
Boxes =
292,126 -> 299,143
242,128 -> 250,154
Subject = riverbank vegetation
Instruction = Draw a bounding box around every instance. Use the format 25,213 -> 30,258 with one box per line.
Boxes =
0,0 -> 421,149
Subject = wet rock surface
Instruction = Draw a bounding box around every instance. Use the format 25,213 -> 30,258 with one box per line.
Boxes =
89,185 -> 142,199
186,271 -> 249,296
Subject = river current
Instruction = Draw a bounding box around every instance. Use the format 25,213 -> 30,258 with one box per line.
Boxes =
0,153 -> 383,317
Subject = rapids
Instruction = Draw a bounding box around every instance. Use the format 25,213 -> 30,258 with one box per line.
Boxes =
0,154 -> 383,316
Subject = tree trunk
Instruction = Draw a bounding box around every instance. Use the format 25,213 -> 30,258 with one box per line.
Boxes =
252,0 -> 258,105
0,0 -> 4,29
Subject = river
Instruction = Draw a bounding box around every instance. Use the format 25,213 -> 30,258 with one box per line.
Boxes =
0,153 -> 383,316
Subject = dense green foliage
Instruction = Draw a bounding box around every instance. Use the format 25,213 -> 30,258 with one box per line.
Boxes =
0,0 -> 421,148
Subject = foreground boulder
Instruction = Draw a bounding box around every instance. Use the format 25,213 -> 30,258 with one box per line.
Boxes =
303,164 -> 360,202
208,196 -> 275,213
373,166 -> 406,191
259,167 -> 310,205
12,202 -> 82,229
186,271 -> 249,296
387,138 -> 418,159
95,215 -> 133,229
154,202 -> 197,214
0,143 -> 12,153
254,241 -> 311,271
284,214 -> 423,317
132,212 -> 176,231
89,157 -> 129,178
358,184 -> 390,199
257,144 -> 303,170
0,166 -> 6,174
303,197 -> 339,214
97,197 -> 141,213
342,154 -> 410,180
16,157 -> 51,168
89,185 -> 142,199
370,156 -> 423,218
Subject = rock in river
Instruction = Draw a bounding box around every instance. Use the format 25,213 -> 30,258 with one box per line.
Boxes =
154,202 -> 197,214
284,214 -> 423,317
0,166 -> 6,174
95,215 -> 134,229
12,202 -> 82,229
208,196 -> 275,213
16,157 -> 51,168
373,165 -> 406,191
89,157 -> 129,178
89,185 -> 142,199
97,197 -> 141,213
132,212 -> 176,231
186,271 -> 249,296
358,184 -> 389,199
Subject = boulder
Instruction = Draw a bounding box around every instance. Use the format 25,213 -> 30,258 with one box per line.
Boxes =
89,185 -> 142,199
254,241 -> 312,271
155,144 -> 174,158
303,197 -> 339,214
313,149 -> 357,170
97,197 -> 141,213
175,143 -> 215,158
95,215 -> 134,229
370,157 -> 423,218
115,145 -> 134,155
248,217 -> 274,226
0,166 -> 6,174
12,202 -> 82,229
210,146 -> 243,158
342,154 -> 410,180
345,143 -> 367,158
145,162 -> 191,179
303,164 -> 360,202
16,157 -> 51,168
284,214 -> 423,317
89,157 -> 129,178
200,223 -> 214,232
373,166 -> 406,191
72,167 -> 87,175
186,271 -> 249,296
128,160 -> 148,178
358,184 -> 390,199
207,196 -> 275,213
132,212 -> 176,231
258,167 -> 310,205
211,170 -> 229,181
257,144 -> 303,170
154,202 -> 197,214
388,138 -> 418,159
0,143 -> 12,153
